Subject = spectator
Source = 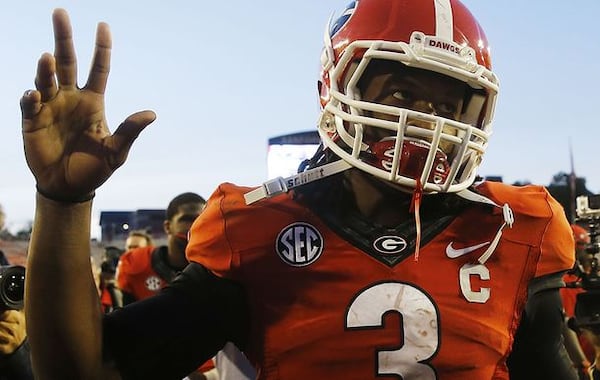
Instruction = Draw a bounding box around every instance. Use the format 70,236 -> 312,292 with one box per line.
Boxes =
0,310 -> 33,380
124,229 -> 153,251
0,205 -> 33,380
21,2 -> 578,379
115,192 -> 216,379
95,230 -> 152,313
0,261 -> 32,380
562,224 -> 595,378
116,193 -> 205,304
98,245 -> 125,313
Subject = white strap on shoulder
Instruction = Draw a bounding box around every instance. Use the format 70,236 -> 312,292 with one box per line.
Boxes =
244,160 -> 352,205
457,188 -> 514,264
456,188 -> 499,207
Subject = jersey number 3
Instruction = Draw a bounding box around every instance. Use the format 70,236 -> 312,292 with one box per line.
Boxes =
346,282 -> 439,379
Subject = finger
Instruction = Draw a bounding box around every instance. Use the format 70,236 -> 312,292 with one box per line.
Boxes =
35,53 -> 58,102
52,8 -> 77,89
0,310 -> 20,323
20,90 -> 43,123
85,22 -> 112,94
107,110 -> 156,168
113,110 -> 156,142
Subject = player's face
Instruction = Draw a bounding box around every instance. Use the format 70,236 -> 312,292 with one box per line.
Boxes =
357,60 -> 467,153
167,203 -> 203,237
164,202 -> 204,268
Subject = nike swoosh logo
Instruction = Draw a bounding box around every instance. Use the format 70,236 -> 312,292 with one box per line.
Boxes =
445,241 -> 490,258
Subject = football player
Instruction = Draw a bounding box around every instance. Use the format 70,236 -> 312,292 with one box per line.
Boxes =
21,1 -> 578,379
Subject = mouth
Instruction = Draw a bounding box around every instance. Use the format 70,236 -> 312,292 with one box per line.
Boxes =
363,136 -> 450,185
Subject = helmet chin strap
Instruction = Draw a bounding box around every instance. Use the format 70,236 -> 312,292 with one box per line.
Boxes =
244,159 -> 352,205
246,134 -> 448,205
455,189 -> 515,264
408,186 -> 514,263
409,179 -> 424,261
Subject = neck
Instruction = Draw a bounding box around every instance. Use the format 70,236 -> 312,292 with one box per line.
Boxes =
166,241 -> 188,271
345,170 -> 414,226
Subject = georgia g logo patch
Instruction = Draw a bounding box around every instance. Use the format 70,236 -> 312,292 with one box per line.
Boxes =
373,236 -> 408,255
276,222 -> 324,267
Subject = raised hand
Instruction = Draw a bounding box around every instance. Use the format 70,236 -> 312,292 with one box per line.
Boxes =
20,8 -> 155,202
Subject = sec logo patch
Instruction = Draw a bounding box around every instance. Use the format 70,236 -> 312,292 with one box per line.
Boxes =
276,222 -> 324,267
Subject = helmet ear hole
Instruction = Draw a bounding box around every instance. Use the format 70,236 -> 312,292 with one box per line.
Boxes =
318,76 -> 332,109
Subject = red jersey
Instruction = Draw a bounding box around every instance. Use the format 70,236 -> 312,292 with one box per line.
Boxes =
116,246 -> 167,300
186,181 -> 574,380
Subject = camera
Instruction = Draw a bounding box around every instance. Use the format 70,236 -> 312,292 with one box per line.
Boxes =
0,265 -> 25,311
571,195 -> 600,330
576,194 -> 600,219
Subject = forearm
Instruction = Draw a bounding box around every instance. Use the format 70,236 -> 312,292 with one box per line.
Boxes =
508,276 -> 579,380
26,193 -> 105,378
103,264 -> 249,379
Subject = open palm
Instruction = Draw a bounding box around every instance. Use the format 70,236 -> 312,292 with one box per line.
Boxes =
20,9 -> 155,201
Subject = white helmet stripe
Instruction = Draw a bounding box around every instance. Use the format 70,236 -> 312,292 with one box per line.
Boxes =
434,0 -> 454,41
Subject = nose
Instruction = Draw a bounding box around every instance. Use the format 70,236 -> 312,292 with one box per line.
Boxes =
406,100 -> 438,133
411,100 -> 436,115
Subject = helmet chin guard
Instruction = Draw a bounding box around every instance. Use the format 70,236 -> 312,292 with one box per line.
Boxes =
317,101 -> 488,193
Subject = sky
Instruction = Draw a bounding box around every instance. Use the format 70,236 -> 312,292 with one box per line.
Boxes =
1,1 -> 599,239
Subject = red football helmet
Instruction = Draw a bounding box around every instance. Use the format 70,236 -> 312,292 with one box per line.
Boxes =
317,0 -> 499,193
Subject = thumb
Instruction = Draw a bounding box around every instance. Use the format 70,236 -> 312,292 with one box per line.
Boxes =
108,110 -> 156,169
114,110 -> 156,142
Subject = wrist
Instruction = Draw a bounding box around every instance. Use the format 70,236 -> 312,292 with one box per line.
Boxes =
36,185 -> 95,203
34,191 -> 93,236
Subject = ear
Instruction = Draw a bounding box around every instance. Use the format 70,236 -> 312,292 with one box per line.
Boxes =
163,220 -> 171,235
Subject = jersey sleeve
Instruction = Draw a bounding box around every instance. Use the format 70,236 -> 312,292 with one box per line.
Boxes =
480,182 -> 575,279
536,190 -> 575,277
186,184 -> 241,278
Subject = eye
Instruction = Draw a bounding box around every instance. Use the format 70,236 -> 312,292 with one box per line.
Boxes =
392,90 -> 413,103
436,102 -> 457,115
